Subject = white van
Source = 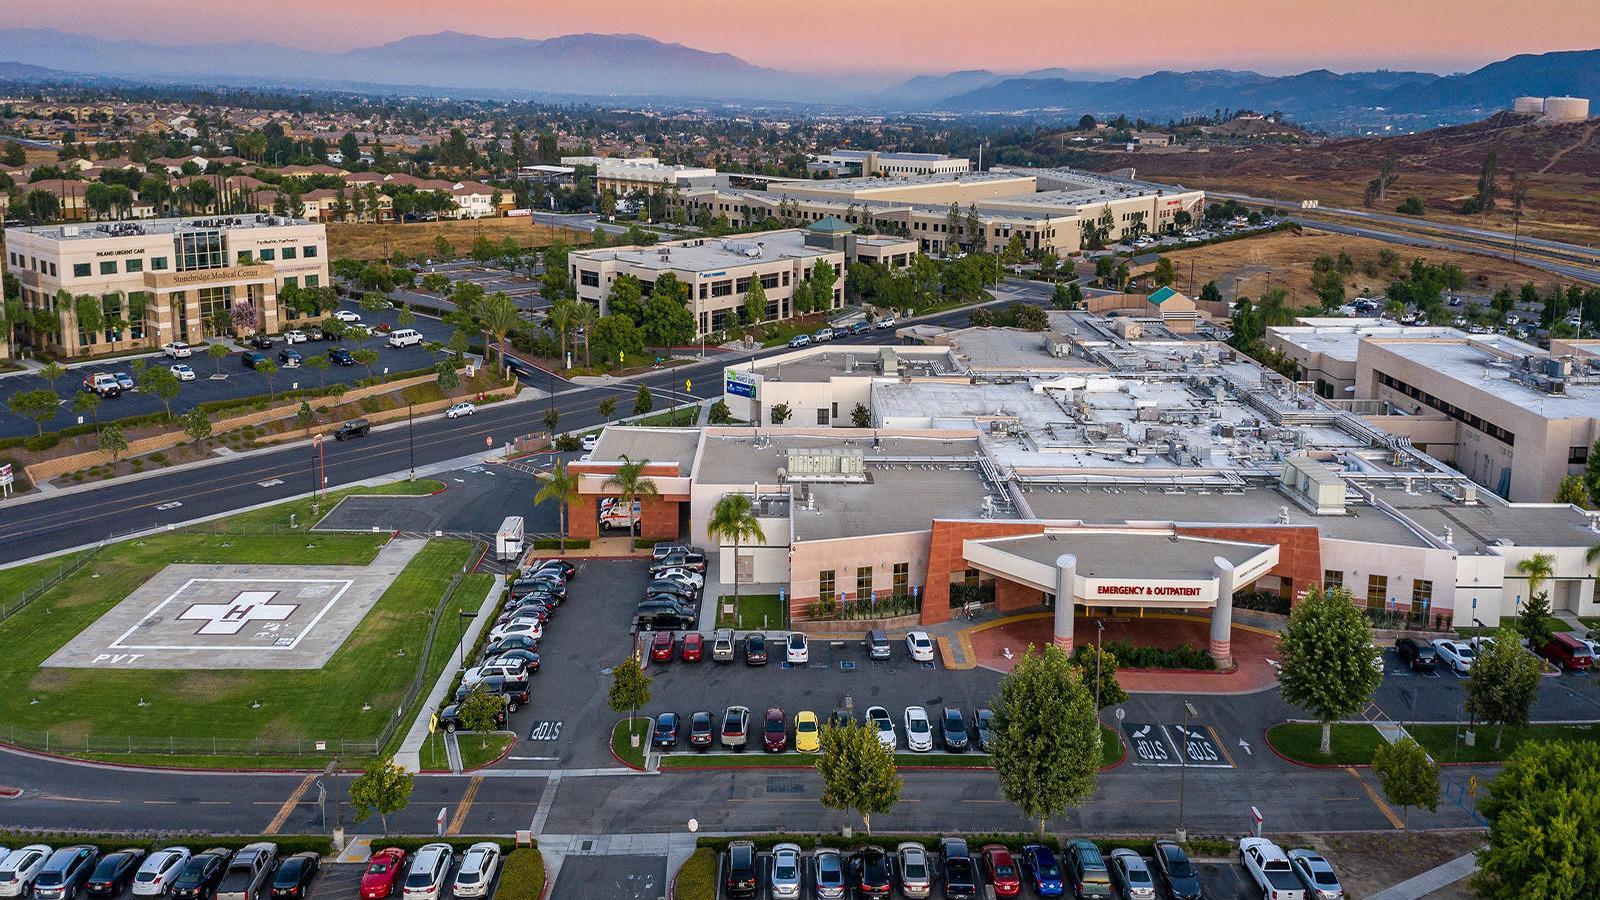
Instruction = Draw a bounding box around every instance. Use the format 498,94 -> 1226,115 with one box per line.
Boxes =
388,328 -> 423,348
495,516 -> 525,561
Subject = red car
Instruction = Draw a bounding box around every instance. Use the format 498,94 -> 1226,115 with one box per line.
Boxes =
359,848 -> 407,899
680,632 -> 703,662
763,707 -> 787,752
982,845 -> 1022,897
650,630 -> 675,662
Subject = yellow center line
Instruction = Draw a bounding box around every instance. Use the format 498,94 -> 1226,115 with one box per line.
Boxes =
1207,725 -> 1236,768
265,774 -> 317,835
1346,766 -> 1405,829
445,775 -> 483,836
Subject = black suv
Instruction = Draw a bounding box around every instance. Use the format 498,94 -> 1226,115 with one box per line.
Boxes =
454,677 -> 529,712
438,696 -> 509,733
939,837 -> 977,898
171,850 -> 231,900
1395,637 -> 1437,672
333,419 -> 370,440
724,841 -> 757,900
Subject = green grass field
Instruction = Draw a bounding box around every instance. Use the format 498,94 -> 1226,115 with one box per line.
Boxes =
1408,722 -> 1600,763
0,526 -> 482,768
716,593 -> 784,630
1266,722 -> 1387,765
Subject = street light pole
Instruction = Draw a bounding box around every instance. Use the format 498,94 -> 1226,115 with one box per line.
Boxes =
1177,700 -> 1198,841
407,402 -> 415,481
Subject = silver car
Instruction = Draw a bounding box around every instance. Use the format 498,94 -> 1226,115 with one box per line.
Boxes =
812,848 -> 845,900
896,843 -> 932,899
769,844 -> 802,900
1109,849 -> 1156,900
1287,849 -> 1344,900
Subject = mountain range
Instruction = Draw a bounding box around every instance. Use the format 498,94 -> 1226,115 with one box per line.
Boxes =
0,28 -> 1595,130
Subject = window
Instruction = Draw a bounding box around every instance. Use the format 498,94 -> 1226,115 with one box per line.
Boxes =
303,245 -> 318,258
761,272 -> 779,289
579,269 -> 599,287
1367,574 -> 1388,609
893,563 -> 910,595
816,407 -> 829,426
856,566 -> 873,600
819,570 -> 835,605
1324,570 -> 1343,590
258,248 -> 275,262
282,276 -> 298,288
1412,579 -> 1433,608
281,246 -> 297,260
237,251 -> 253,265
124,258 -> 143,273
711,280 -> 734,298
175,230 -> 225,271
73,262 -> 91,278
1571,446 -> 1590,465
305,274 -> 320,288
151,256 -> 168,271
99,261 -> 117,275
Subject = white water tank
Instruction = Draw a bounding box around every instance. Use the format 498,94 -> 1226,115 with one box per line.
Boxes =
1543,96 -> 1590,121
1512,95 -> 1544,113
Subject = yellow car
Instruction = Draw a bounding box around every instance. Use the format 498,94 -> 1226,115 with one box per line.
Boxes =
794,710 -> 820,753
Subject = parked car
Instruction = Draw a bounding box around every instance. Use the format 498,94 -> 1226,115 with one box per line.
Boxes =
786,632 -> 808,664
762,707 -> 787,752
436,697 -> 508,733
905,630 -> 935,662
645,580 -> 695,602
1394,637 -> 1438,672
866,706 -> 897,750
333,310 -> 361,323
652,551 -> 706,574
132,848 -> 190,898
849,321 -> 873,335
333,418 -> 370,440
652,712 -> 679,749
170,364 -> 196,381
481,635 -> 537,659
634,606 -> 695,631
723,841 -> 757,900
86,851 -> 146,898
33,847 -> 100,900
167,851 -> 229,900
400,845 -> 451,900
214,843 -> 277,900
1150,841 -> 1202,900
866,629 -> 891,660
850,846 -> 891,896
268,854 -> 317,900
875,317 -> 896,329
1,847 -> 52,900
650,630 -> 675,662
82,372 -> 121,396
240,351 -> 267,371
454,676 -> 528,712
787,334 -> 811,348
388,329 -> 423,349
811,327 -> 835,343
449,844 -> 497,900
721,705 -> 750,750
982,845 -> 1022,898
581,433 -> 600,451
941,706 -> 968,751
283,331 -> 307,344
112,372 -> 134,391
688,711 -> 714,749
794,710 -> 820,753
1064,840 -> 1112,898
711,629 -> 735,662
1540,633 -> 1594,671
652,543 -> 689,562
248,334 -> 274,350
461,658 -> 529,686
903,706 -> 933,752
939,838 -> 977,899
680,632 -> 703,662
974,708 -> 996,751
359,850 -> 405,900
1239,838 -> 1305,900
163,342 -> 193,359
655,568 -> 703,590
745,633 -> 768,665
1287,849 -> 1344,900
488,649 -> 539,674
1021,844 -> 1065,897
445,402 -> 476,419
488,618 -> 542,644
896,843 -> 932,899
277,349 -> 301,367
1108,850 -> 1155,900
769,844 -> 802,900
812,849 -> 846,900
1431,638 -> 1476,674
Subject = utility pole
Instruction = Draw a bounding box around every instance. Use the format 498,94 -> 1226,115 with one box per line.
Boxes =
1177,699 -> 1198,841
407,402 -> 415,481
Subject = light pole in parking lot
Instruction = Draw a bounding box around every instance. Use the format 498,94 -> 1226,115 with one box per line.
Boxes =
407,402 -> 415,481
1176,699 -> 1198,841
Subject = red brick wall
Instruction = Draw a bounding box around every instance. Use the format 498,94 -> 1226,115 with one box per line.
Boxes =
922,520 -> 1046,625
995,578 -> 1044,613
566,462 -> 685,541
1175,525 -> 1323,602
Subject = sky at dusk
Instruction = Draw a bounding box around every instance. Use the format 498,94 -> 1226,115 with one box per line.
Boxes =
4,0 -> 1598,76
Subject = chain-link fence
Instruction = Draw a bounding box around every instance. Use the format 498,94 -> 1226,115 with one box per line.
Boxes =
0,545 -> 105,623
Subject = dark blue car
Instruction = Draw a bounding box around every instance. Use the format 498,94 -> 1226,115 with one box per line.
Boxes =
1022,844 -> 1064,897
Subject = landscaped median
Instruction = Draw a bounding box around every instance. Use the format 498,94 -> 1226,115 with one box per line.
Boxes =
418,732 -> 517,772
1266,721 -> 1600,766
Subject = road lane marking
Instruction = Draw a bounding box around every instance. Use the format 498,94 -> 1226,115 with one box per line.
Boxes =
1207,725 -> 1236,767
265,774 -> 316,835
1346,766 -> 1405,829
40,795 -> 120,804
445,775 -> 483,835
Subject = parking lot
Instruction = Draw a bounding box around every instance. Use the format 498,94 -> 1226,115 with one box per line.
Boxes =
386,260 -> 548,318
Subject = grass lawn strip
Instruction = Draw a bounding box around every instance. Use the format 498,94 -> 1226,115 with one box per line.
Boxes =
1266,723 -> 1386,765
612,719 -> 650,768
1408,722 -> 1600,764
717,593 -> 783,630
2,535 -> 472,767
418,732 -> 515,771
673,848 -> 717,900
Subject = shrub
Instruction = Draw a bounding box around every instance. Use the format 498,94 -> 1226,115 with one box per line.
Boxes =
530,538 -> 588,550
674,848 -> 717,900
553,434 -> 581,452
360,396 -> 383,414
149,452 -> 167,464
1233,590 -> 1291,615
495,849 -> 545,900
1101,639 -> 1216,670
23,433 -> 60,452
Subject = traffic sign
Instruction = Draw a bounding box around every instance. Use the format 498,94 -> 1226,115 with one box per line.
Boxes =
685,379 -> 692,392
428,713 -> 438,734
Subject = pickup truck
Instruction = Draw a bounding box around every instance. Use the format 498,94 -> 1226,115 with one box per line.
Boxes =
1239,838 -> 1304,900
215,843 -> 277,900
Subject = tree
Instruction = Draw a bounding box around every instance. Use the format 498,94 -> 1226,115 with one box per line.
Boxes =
598,396 -> 618,420
457,687 -> 505,749
1072,644 -> 1128,709
707,399 -> 733,424
10,388 -> 59,436
770,402 -> 792,425
181,407 -> 212,445
433,235 -> 454,260
1516,552 -> 1556,647
1475,152 -> 1500,214
1556,475 -> 1589,506
351,349 -> 379,380
743,277 -> 768,327
590,314 -> 644,367
1465,629 -> 1542,751
707,493 -> 767,608
1585,438 -> 1600,508
606,654 -> 652,731
535,461 -> 579,552
71,390 -> 102,434
990,644 -> 1101,836
810,260 -> 838,311
1276,586 -> 1383,755
546,297 -> 578,367
1152,256 -> 1176,287
97,423 -> 128,462
542,406 -> 560,434
1051,282 -> 1077,310
435,360 -> 459,391
850,403 -> 871,428
204,341 -> 228,375
816,720 -> 902,835
604,454 -> 658,537
39,361 -> 66,393
347,756 -> 414,836
1476,741 -> 1600,899
304,351 -> 330,387
1371,736 -> 1440,824
1396,196 -> 1425,216
632,385 -> 654,416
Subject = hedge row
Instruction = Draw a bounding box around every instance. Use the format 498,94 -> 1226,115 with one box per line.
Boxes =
495,848 -> 545,900
1103,639 -> 1217,671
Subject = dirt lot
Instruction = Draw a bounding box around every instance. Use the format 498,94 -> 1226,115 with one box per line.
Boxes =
1146,227 -> 1561,306
1287,829 -> 1484,899
328,218 -> 581,259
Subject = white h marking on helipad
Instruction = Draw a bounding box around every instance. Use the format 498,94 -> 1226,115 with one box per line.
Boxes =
178,591 -> 297,635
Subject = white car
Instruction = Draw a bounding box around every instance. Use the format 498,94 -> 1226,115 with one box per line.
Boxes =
905,630 -> 935,662
866,705 -> 897,751
769,843 -> 803,900
656,568 -> 703,590
488,618 -> 543,643
581,433 -> 600,451
461,659 -> 527,686
170,364 -> 195,382
333,310 -> 362,323
162,341 -> 192,359
875,317 -> 896,329
446,402 -> 476,419
132,848 -> 191,897
903,706 -> 934,752
1431,638 -> 1476,674
0,845 -> 52,898
786,632 -> 808,665
449,843 -> 500,900
401,845 -> 452,900
283,330 -> 307,344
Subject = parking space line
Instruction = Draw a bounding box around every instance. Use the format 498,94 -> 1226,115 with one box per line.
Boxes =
265,774 -> 316,835
1346,766 -> 1406,829
445,775 -> 483,835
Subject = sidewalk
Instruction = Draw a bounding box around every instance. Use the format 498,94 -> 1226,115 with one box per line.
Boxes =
1366,850 -> 1481,900
393,573 -> 504,772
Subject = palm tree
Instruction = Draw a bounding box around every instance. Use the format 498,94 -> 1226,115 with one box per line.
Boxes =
603,454 -> 658,538
480,292 -> 522,373
1516,551 -> 1556,598
571,301 -> 597,367
547,298 -> 577,369
534,461 -> 579,552
707,493 -> 767,609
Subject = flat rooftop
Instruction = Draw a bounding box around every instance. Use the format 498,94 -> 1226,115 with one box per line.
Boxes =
777,170 -> 1032,195
822,149 -> 961,162
792,460 -> 998,541
1363,337 -> 1600,418
980,531 -> 1271,580
1270,323 -> 1529,364
740,347 -> 957,383
571,230 -> 831,273
10,214 -> 315,241
588,427 -> 701,474
1366,484 -> 1600,555
694,431 -> 981,487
